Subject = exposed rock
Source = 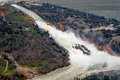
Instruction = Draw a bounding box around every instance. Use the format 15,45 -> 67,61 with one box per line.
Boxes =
98,45 -> 120,56
16,68 -> 34,79
46,22 -> 67,31
46,22 -> 52,25
56,24 -> 67,31
73,44 -> 91,55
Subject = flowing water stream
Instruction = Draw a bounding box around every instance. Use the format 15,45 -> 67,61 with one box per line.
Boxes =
12,4 -> 120,80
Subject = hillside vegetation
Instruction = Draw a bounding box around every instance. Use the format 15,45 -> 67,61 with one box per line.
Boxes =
0,4 -> 69,80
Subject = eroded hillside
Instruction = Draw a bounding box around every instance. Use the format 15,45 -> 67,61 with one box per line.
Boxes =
18,2 -> 120,55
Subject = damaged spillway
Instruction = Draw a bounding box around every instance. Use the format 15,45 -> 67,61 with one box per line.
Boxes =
12,4 -> 120,80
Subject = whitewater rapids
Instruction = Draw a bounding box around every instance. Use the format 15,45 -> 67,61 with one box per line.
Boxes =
12,4 -> 120,80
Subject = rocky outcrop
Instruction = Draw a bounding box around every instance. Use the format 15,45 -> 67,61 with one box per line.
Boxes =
73,44 -> 91,55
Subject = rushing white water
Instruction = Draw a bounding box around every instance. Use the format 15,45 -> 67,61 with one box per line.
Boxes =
12,4 -> 120,80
